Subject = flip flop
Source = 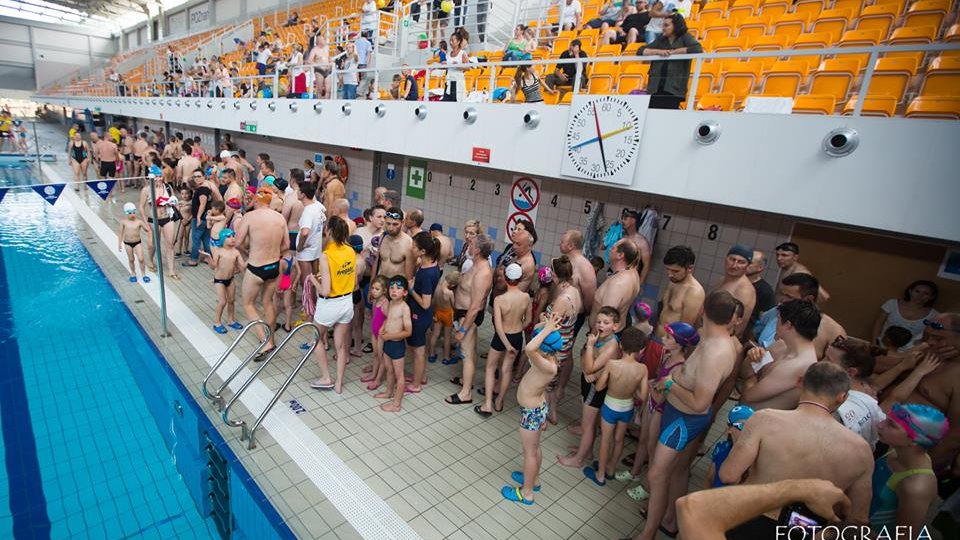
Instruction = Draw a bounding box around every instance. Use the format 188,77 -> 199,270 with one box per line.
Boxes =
428,354 -> 438,363
441,357 -> 460,365
362,342 -> 373,353
300,342 -> 315,351
253,349 -> 275,362
500,486 -> 534,506
228,322 -> 243,330
360,374 -> 376,383
213,325 -> 227,334
659,526 -> 678,539
142,276 -> 151,283
510,471 -> 541,492
583,466 -> 607,487
444,393 -> 472,405
449,377 -> 463,386
310,379 -> 335,390
366,381 -> 380,391
129,276 -> 137,283
473,405 -> 492,418
404,386 -> 421,394
477,388 -> 498,398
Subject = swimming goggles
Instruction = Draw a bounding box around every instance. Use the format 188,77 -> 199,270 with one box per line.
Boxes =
388,279 -> 406,288
385,210 -> 402,220
124,209 -> 137,215
923,319 -> 960,333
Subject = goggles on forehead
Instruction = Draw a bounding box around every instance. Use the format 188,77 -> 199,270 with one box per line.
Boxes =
385,211 -> 402,220
124,209 -> 137,215
388,279 -> 406,288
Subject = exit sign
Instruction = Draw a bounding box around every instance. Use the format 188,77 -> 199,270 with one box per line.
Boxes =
240,121 -> 257,133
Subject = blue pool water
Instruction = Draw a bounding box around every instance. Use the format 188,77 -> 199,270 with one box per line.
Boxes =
0,189 -> 294,536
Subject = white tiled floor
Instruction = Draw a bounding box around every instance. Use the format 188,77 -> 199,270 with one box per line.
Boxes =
33,120 -> 731,540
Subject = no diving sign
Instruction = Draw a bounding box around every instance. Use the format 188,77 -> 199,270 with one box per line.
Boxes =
505,176 -> 541,242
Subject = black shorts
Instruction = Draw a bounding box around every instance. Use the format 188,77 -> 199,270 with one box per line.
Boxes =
580,374 -> 607,408
288,232 -> 298,251
100,161 -> 117,177
491,331 -> 523,352
406,311 -> 432,347
454,308 -> 484,329
725,516 -> 778,540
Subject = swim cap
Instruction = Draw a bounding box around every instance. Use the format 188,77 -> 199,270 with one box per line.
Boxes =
255,189 -> 272,205
429,223 -> 443,232
245,185 -> 257,195
123,202 -> 137,214
148,164 -> 162,178
665,322 -> 700,347
633,301 -> 652,321
727,404 -> 755,430
274,178 -> 288,191
727,244 -> 754,263
505,263 -> 522,281
219,150 -> 232,159
226,197 -> 242,209
532,325 -> 565,354
219,228 -> 235,243
348,234 -> 364,253
263,175 -> 276,186
888,403 -> 950,449
538,266 -> 553,284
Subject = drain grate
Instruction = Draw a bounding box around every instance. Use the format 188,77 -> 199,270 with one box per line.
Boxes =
133,300 -> 145,304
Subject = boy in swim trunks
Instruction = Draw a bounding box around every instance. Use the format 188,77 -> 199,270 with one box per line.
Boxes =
502,311 -> 565,505
583,326 -> 649,486
378,276 -> 412,413
117,202 -> 151,283
476,263 -> 531,417
704,404 -> 754,489
210,229 -> 245,334
206,200 -> 228,256
428,272 -> 458,365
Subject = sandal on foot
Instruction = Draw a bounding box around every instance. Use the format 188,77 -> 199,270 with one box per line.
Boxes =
360,374 -> 376,383
404,386 -> 421,394
477,388 -> 498,398
213,325 -> 228,334
362,342 -> 373,353
300,342 -> 315,351
129,276 -> 137,283
583,467 -> 607,487
441,357 -> 460,365
449,376 -> 463,386
142,276 -> 151,283
614,470 -> 641,482
627,484 -> 650,501
366,381 -> 380,391
444,393 -> 472,405
428,354 -> 438,363
253,349 -> 275,362
500,486 -> 534,506
228,321 -> 243,330
659,526 -> 678,539
510,471 -> 541,492
473,405 -> 492,418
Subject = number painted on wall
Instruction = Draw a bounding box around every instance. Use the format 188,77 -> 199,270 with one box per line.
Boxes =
448,175 -> 453,186
469,179 -> 476,191
427,171 -> 432,183
584,200 -> 592,214
662,214 -> 672,230
707,224 -> 719,240
550,194 -> 558,207
494,183 -> 501,195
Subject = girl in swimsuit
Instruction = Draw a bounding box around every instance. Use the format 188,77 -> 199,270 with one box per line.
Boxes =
138,164 -> 180,280
360,276 -> 390,391
621,321 -> 700,501
68,132 -> 90,183
275,255 -> 299,332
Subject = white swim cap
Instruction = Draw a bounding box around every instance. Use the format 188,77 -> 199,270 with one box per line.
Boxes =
505,263 -> 522,281
123,202 -> 136,213
219,150 -> 231,159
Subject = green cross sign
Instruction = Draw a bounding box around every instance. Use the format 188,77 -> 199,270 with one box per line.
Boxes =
406,159 -> 427,200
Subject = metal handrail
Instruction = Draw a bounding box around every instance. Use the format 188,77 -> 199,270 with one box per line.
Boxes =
220,322 -> 322,450
201,319 -> 273,410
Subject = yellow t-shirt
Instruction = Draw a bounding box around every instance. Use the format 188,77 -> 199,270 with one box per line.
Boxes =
323,242 -> 356,297
108,126 -> 121,144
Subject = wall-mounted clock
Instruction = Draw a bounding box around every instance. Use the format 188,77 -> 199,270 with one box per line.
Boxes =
561,94 -> 650,186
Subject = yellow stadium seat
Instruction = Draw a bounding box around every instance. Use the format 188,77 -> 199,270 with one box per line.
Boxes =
713,36 -> 752,52
793,0 -> 825,20
751,34 -> 791,50
905,97 -> 960,119
719,61 -> 763,104
617,63 -> 649,94
560,92 -> 574,104
595,44 -> 622,58
842,95 -> 898,116
792,94 -> 837,114
729,0 -> 762,22
865,57 -> 919,103
812,8 -> 857,44
856,5 -> 898,40
761,60 -> 813,97
793,32 -> 835,49
543,91 -> 561,105
832,0 -> 865,12
588,63 -> 620,95
734,16 -> 770,43
623,43 -> 643,56
810,59 -> 860,103
693,61 -> 723,95
920,56 -> 960,97
903,0 -> 950,31
837,28 -> 883,68
698,93 -> 737,110
703,23 -> 734,43
759,0 -> 790,19
773,13 -> 815,45
886,25 -> 936,65
552,38 -> 572,55
874,0 -> 907,14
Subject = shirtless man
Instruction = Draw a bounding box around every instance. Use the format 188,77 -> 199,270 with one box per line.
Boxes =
235,189 -> 289,358
447,233 -> 494,405
720,362 -> 874,537
904,312 -> 960,470
656,245 -> 705,338
333,199 -> 355,234
756,273 -> 846,359
590,240 -> 641,334
281,175 -> 305,260
476,263 -> 531,416
132,132 -> 150,180
320,161 -> 345,211
492,230 -> 537,301
429,223 -> 453,266
374,207 -> 415,282
637,290 -> 739,540
560,230 -> 597,338
352,205 -> 385,356
711,244 -> 756,338
775,241 -> 830,302
740,299 -> 821,410
177,141 -> 201,185
89,131 -> 102,175
612,209 -> 651,285
120,127 -> 135,185
404,208 -> 424,237
96,134 -> 120,181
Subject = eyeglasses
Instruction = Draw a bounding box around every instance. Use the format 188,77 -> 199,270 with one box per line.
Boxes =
924,319 -> 960,333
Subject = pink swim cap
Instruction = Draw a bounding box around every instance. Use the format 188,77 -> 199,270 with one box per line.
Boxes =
538,266 -> 553,284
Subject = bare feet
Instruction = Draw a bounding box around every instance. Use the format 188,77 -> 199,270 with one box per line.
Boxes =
380,402 -> 400,412
350,349 -> 363,358
566,424 -> 583,436
373,391 -> 392,399
362,364 -> 374,374
557,452 -> 584,468
334,382 -> 342,394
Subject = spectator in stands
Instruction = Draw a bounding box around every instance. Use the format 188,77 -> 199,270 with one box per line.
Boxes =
544,39 -> 589,97
360,0 -> 379,35
431,0 -> 450,47
585,0 -> 629,31
342,42 -> 360,100
646,0 -> 693,45
306,35 -> 332,99
283,11 -> 299,27
401,65 -> 419,101
354,32 -> 375,99
389,74 -> 403,99
511,65 -> 544,103
557,0 -> 583,32
602,1 -> 648,46
638,13 -> 702,109
255,42 -> 273,76
502,25 -> 535,62
441,29 -> 470,102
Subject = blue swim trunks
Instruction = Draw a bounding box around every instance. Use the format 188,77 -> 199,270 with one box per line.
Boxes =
659,401 -> 712,451
520,402 -> 548,432
600,395 -> 634,425
383,339 -> 406,360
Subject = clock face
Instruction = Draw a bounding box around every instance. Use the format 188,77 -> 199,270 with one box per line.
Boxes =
561,95 -> 647,186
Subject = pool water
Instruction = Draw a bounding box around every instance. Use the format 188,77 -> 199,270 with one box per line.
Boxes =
0,190 -> 293,538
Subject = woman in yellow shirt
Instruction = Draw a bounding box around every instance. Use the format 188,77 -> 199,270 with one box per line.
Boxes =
306,216 -> 356,394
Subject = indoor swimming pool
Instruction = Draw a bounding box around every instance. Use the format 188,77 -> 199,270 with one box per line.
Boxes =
0,185 -> 294,538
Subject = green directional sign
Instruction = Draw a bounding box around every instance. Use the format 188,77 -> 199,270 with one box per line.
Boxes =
241,121 -> 257,133
406,158 -> 427,200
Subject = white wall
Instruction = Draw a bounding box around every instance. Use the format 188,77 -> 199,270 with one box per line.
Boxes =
51,96 -> 960,244
168,11 -> 188,36
215,0 -> 241,21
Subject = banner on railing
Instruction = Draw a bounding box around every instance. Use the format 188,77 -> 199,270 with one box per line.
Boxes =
86,180 -> 117,201
0,188 -> 6,205
31,184 -> 66,206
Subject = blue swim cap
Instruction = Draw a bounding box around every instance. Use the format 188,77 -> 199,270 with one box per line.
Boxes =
727,404 -> 755,430
665,322 -> 700,347
219,228 -> 235,243
149,164 -> 162,177
531,325 -> 565,354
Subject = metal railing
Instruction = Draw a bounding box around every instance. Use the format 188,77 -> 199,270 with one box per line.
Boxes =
220,322 -> 322,449
202,320 -> 274,410
47,42 -> 960,118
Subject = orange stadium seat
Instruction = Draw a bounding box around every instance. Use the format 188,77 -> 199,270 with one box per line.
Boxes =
812,8 -> 858,44
719,61 -> 763,104
903,0 -> 951,31
698,93 -> 737,110
842,95 -> 898,116
837,28 -> 883,67
703,23 -> 734,43
617,63 -> 649,94
865,57 -> 920,103
728,0 -> 762,22
792,94 -> 837,114
737,15 -> 773,42
588,63 -> 620,94
810,58 -> 862,103
886,25 -> 937,65
761,60 -> 814,97
920,56 -> 960,97
773,13 -> 815,45
759,0 -> 790,19
856,4 -> 899,40
905,97 -> 960,119
793,0 -> 826,20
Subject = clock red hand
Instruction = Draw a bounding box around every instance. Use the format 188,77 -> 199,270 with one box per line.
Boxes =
592,102 -> 608,174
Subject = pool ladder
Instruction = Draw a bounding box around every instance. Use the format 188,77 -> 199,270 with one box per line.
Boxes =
201,320 -> 322,449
